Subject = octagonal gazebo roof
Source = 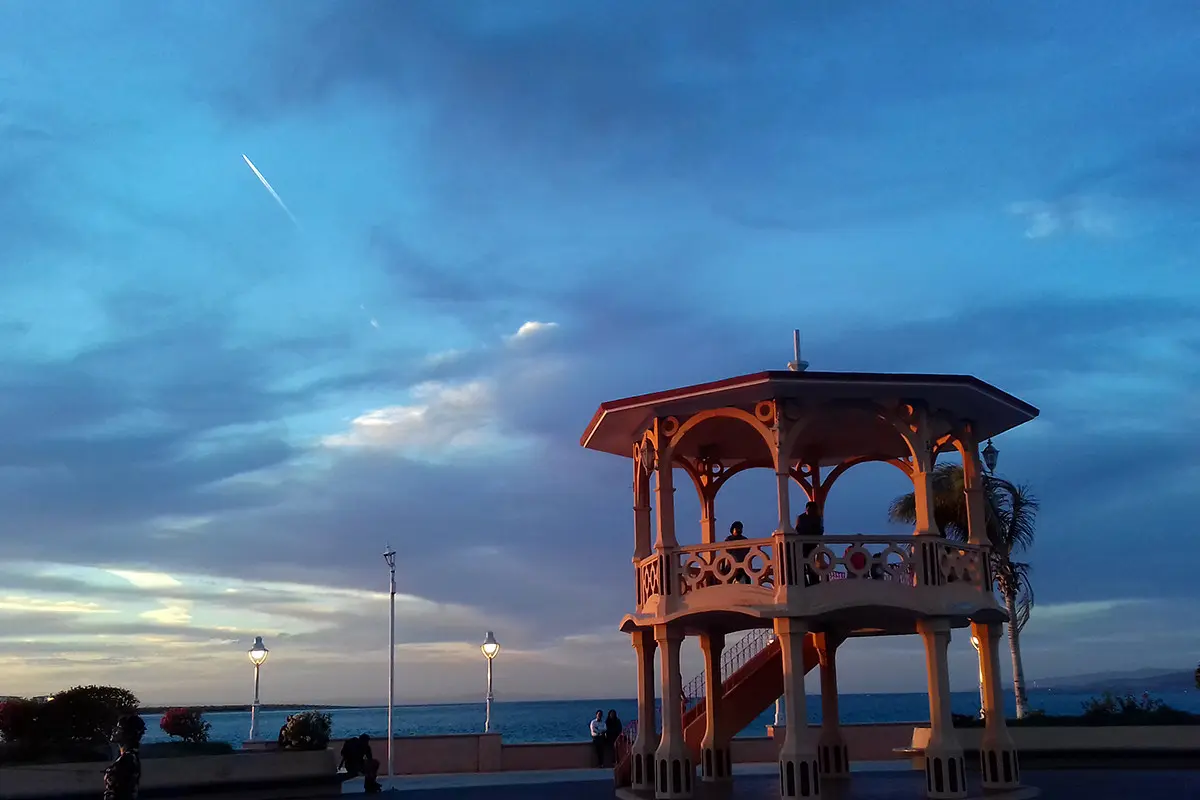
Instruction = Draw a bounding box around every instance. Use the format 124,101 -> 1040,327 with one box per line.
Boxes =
580,370 -> 1039,464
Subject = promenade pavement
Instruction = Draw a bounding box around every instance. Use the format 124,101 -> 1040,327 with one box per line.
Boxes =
334,764 -> 1200,799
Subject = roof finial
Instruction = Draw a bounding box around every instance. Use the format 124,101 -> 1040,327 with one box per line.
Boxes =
788,329 -> 809,372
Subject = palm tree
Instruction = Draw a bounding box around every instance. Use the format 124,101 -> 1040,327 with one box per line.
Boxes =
888,462 -> 1038,718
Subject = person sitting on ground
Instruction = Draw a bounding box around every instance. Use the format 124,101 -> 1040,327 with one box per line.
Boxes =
103,714 -> 145,800
724,520 -> 752,584
589,710 -> 607,766
796,501 -> 825,585
340,733 -> 383,793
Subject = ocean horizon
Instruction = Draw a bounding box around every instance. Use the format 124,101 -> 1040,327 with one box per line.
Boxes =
153,689 -> 1200,747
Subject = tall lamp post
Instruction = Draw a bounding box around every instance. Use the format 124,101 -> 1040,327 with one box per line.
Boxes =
383,545 -> 397,782
481,631 -> 500,733
248,636 -> 269,741
970,635 -> 985,720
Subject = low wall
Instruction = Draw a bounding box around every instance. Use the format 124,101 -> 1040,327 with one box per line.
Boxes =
2,749 -> 337,800
319,723 -> 916,776
911,725 -> 1200,753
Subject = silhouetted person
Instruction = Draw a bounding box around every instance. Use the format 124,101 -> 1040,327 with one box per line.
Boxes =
605,709 -> 622,766
724,520 -> 752,584
104,714 -> 145,800
340,733 -> 382,793
589,710 -> 606,766
796,501 -> 824,586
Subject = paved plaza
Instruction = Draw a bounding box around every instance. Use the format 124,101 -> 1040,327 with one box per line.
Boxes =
334,765 -> 1200,799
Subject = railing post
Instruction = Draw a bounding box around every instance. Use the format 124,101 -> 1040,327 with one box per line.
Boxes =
772,530 -> 801,605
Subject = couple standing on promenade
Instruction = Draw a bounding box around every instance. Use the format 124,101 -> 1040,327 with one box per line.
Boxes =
589,709 -> 623,766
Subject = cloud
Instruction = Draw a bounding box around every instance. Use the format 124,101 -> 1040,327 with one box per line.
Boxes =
1007,197 -> 1117,239
507,320 -> 559,343
320,380 -> 505,454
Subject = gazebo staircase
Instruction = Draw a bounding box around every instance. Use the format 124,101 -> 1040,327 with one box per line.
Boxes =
613,629 -> 819,787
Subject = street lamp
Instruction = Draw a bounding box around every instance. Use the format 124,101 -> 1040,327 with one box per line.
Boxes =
383,545 -> 397,782
248,636 -> 269,740
981,439 -> 999,474
970,635 -> 985,720
481,631 -> 500,733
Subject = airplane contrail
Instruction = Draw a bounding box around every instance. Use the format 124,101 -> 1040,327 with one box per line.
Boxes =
241,153 -> 300,228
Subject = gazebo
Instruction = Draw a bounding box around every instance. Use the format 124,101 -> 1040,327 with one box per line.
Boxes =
580,365 -> 1038,799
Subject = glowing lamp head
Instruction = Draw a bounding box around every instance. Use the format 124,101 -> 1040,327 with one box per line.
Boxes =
248,636 -> 269,666
970,635 -> 981,651
481,631 -> 500,660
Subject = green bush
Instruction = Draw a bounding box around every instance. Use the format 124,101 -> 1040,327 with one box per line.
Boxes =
0,697 -> 41,743
42,685 -> 140,746
141,741 -> 235,758
278,711 -> 332,750
954,692 -> 1199,728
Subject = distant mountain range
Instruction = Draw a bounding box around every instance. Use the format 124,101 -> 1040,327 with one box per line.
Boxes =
1032,668 -> 1196,693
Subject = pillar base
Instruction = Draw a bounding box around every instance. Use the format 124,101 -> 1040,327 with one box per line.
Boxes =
778,746 -> 821,798
979,741 -> 1020,790
631,747 -> 656,792
923,742 -> 967,799
654,746 -> 694,799
700,744 -> 732,782
817,731 -> 850,779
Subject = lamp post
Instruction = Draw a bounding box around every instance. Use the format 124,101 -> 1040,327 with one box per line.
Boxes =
248,636 -> 269,741
982,439 -> 999,474
970,635 -> 985,720
383,545 -> 397,782
481,631 -> 500,733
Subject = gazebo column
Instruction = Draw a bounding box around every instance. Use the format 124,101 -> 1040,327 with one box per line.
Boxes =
813,634 -> 849,779
917,619 -> 966,799
700,492 -> 717,544
699,633 -> 732,782
776,618 -> 820,798
972,621 -> 1020,790
960,431 -> 988,547
654,625 -> 693,799
631,628 -> 659,792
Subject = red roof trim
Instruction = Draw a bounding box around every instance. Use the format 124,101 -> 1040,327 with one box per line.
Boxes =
579,370 -> 1040,448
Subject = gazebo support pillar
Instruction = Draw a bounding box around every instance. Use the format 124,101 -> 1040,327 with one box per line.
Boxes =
776,618 -> 820,798
631,628 -> 658,792
654,625 -> 692,799
814,634 -> 849,779
699,633 -> 732,782
972,621 -> 1020,790
918,619 -> 966,799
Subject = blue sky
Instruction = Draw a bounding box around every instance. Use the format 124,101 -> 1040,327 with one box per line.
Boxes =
0,2 -> 1197,705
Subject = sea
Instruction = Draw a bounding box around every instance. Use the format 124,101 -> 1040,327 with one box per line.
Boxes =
149,689 -> 1200,747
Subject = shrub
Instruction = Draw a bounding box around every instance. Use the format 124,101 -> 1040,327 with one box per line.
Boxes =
141,740 -> 234,758
41,685 -> 140,746
1081,691 -> 1159,717
0,697 -> 40,743
278,711 -> 332,750
159,708 -> 211,743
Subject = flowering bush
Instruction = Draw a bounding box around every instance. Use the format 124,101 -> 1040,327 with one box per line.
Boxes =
278,711 -> 332,750
159,708 -> 211,743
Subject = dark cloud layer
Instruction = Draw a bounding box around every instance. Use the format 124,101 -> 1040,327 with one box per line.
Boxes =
1,1 -> 1198,699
